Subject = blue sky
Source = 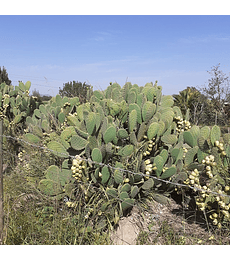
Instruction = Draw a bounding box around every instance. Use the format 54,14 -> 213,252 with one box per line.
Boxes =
1,15 -> 230,96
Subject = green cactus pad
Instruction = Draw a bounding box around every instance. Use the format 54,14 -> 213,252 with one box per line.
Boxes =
114,162 -> 123,184
58,112 -> 66,124
200,126 -> 211,140
93,90 -> 104,100
119,191 -> 129,201
13,114 -> 23,124
121,198 -> 135,212
24,133 -> 41,144
105,142 -> 113,157
183,131 -> 195,147
160,165 -> 176,179
106,188 -> 118,198
130,186 -> 139,198
173,106 -> 183,119
147,122 -> 159,140
60,126 -> 76,141
137,93 -> 144,108
118,144 -> 134,157
45,165 -> 62,183
154,155 -> 164,177
88,135 -> 98,150
127,91 -> 136,104
41,120 -> 50,132
103,125 -> 116,144
34,109 -> 42,118
189,125 -> 200,146
71,134 -> 88,151
130,131 -> 137,145
129,103 -> 142,124
161,95 -> 174,107
47,141 -> 69,158
197,148 -> 209,163
171,147 -> 183,164
142,101 -> 156,123
211,125 -> 221,146
121,183 -> 131,193
118,128 -> 129,139
91,148 -> 103,163
152,193 -> 170,205
146,87 -> 157,102
101,166 -> 110,184
85,112 -> 96,135
141,178 -> 154,190
137,122 -> 147,142
24,81 -> 31,91
129,109 -> 137,133
184,146 -> 199,166
159,149 -> 169,165
157,121 -> 166,137
32,125 -> 43,138
75,126 -> 89,139
39,179 -> 62,196
223,133 -> 230,145
161,134 -> 178,145
38,104 -> 48,116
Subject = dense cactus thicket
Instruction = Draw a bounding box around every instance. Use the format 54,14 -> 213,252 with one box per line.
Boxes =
1,80 -> 230,230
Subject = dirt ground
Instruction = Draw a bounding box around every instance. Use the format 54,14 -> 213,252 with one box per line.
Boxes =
110,197 -> 230,245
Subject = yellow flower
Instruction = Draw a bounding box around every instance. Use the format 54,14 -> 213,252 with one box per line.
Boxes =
209,235 -> 215,240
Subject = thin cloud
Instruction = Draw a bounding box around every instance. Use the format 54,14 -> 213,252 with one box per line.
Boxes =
179,34 -> 230,44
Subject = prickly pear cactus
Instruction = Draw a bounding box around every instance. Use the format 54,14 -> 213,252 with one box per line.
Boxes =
27,81 -> 230,230
0,81 -> 40,132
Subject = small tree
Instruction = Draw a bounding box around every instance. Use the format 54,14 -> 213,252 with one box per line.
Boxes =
0,66 -> 11,85
201,63 -> 229,125
59,81 -> 92,103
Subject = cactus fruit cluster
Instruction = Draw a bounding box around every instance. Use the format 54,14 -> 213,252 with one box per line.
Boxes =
2,80 -> 230,230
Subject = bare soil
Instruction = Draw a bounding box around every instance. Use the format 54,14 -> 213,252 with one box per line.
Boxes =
111,198 -> 230,245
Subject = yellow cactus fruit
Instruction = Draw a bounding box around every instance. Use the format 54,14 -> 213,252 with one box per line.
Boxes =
225,186 -> 230,192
